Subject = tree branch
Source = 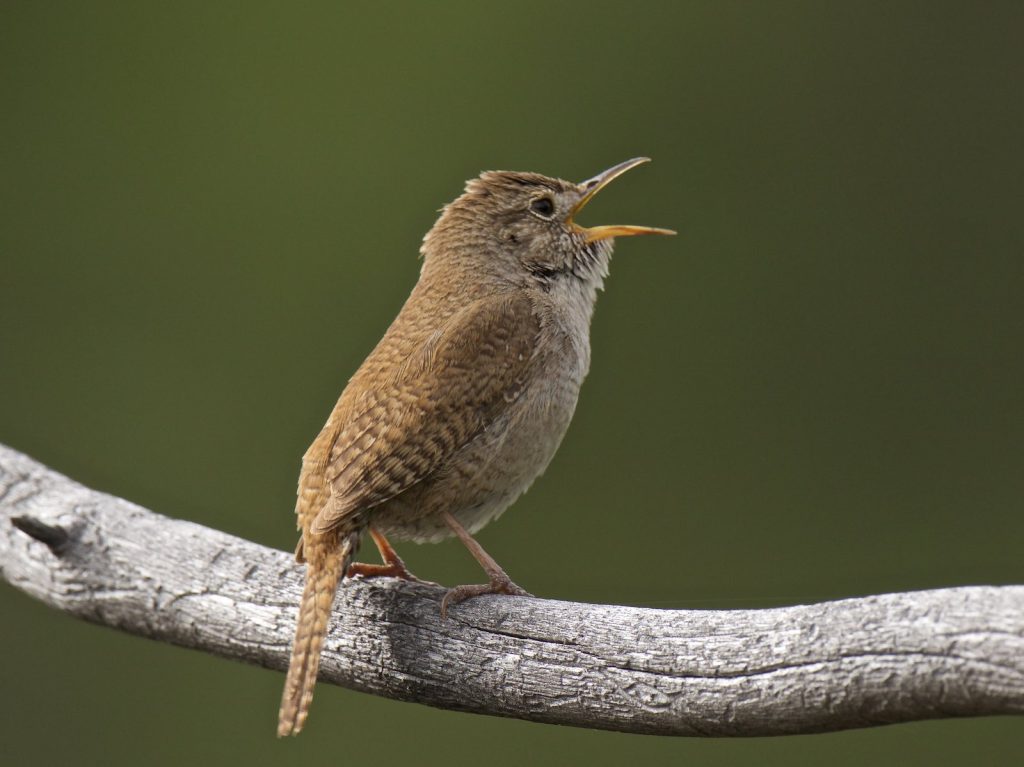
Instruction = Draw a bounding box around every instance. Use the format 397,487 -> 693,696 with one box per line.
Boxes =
1,443 -> 1022,736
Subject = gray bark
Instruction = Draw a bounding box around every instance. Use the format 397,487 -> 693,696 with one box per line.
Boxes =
1,443 -> 1022,736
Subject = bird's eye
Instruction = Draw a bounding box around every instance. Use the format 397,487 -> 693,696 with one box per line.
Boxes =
529,197 -> 555,218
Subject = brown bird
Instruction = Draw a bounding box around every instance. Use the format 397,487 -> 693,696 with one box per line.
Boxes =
277,157 -> 675,736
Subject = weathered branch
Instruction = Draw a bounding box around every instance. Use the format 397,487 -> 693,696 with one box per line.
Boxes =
1,443 -> 1022,736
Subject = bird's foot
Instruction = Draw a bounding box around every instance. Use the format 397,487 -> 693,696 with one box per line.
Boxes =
440,573 -> 532,620
346,526 -> 439,586
346,557 -> 436,586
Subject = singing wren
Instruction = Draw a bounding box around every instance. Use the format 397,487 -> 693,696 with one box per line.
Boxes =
278,157 -> 675,736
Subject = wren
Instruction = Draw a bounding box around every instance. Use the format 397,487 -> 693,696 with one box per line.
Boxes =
278,157 -> 675,736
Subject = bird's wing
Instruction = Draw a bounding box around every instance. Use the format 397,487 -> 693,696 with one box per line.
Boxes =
310,293 -> 541,534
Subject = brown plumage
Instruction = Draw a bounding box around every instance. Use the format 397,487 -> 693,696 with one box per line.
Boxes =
277,158 -> 674,736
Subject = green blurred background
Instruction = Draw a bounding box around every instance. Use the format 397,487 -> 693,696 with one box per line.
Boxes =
2,2 -> 1021,764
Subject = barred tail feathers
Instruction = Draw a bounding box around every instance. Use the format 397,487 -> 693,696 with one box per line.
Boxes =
277,526 -> 361,737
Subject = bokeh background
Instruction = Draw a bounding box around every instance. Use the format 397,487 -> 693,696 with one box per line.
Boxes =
2,2 -> 1022,765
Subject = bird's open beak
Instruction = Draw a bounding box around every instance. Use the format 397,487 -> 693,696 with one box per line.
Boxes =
570,157 -> 677,244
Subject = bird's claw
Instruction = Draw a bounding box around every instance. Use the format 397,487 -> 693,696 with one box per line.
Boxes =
440,576 -> 532,620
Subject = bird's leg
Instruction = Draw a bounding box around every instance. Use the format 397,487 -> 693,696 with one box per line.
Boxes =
439,510 -> 532,618
347,526 -> 433,584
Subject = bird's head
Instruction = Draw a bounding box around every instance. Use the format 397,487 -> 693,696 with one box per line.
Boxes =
422,158 -> 675,292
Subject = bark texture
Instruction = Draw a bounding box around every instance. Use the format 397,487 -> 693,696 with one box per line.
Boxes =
1,443 -> 1022,736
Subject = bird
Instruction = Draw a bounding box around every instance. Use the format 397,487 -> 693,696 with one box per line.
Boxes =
277,157 -> 675,736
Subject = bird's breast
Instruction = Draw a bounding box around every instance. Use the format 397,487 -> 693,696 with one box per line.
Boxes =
373,312 -> 592,543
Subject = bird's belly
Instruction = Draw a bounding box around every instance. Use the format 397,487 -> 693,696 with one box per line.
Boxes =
372,373 -> 581,543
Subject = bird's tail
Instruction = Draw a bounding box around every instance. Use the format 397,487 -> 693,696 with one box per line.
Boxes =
277,524 -> 361,737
